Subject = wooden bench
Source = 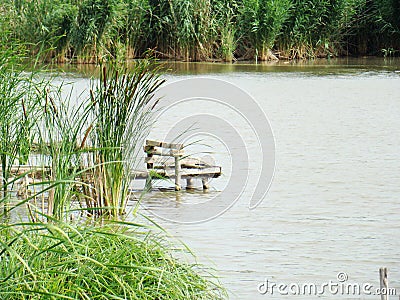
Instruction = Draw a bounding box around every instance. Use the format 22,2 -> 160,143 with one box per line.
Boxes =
142,140 -> 222,191
3,140 -> 222,195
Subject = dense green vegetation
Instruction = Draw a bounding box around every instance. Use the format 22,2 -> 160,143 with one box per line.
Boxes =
0,220 -> 224,299
1,0 -> 399,61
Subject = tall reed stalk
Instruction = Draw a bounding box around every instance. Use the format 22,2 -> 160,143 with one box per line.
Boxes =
212,0 -> 237,61
0,51 -> 43,213
239,0 -> 291,60
89,62 -> 164,216
38,87 -> 92,220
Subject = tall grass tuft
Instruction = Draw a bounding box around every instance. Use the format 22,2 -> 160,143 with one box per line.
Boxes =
145,0 -> 214,60
88,62 -> 164,216
238,0 -> 291,60
0,218 -> 226,299
212,0 -> 237,62
123,0 -> 152,58
12,0 -> 77,61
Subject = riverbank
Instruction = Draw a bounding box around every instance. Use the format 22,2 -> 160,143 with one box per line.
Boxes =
1,0 -> 399,63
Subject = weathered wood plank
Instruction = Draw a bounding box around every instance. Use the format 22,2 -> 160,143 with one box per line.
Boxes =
164,166 -> 221,177
1,166 -> 51,179
3,166 -> 221,180
146,140 -> 183,150
143,147 -> 184,157
145,156 -> 210,168
132,167 -> 221,180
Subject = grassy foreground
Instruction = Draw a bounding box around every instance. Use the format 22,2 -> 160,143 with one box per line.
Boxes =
0,219 -> 225,299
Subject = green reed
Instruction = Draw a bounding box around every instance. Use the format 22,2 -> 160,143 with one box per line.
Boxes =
238,0 -> 291,60
88,62 -> 164,216
0,217 -> 226,299
37,86 -> 92,220
3,0 -> 400,61
0,50 -> 44,213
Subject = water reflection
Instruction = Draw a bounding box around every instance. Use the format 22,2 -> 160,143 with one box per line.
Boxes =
47,57 -> 400,78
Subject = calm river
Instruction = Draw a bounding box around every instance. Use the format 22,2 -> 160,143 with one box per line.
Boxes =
62,58 -> 400,299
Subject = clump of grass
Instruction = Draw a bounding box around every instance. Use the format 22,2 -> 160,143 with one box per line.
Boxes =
0,219 -> 226,299
88,62 -> 164,217
12,0 -> 77,62
124,0 -> 152,58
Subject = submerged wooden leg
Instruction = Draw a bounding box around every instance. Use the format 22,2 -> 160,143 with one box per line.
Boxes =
202,178 -> 210,190
174,156 -> 181,191
186,178 -> 194,189
17,175 -> 28,198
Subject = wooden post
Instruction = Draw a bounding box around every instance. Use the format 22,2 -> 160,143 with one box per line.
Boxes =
186,178 -> 194,189
201,178 -> 209,190
146,146 -> 154,169
17,174 -> 28,198
145,145 -> 154,190
174,155 -> 181,191
379,267 -> 388,300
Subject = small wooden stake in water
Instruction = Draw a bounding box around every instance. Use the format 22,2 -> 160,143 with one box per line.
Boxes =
379,267 -> 388,300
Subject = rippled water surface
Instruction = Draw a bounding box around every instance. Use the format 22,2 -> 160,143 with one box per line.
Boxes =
63,58 -> 400,299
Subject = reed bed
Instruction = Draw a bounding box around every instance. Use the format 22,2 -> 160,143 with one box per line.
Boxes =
0,42 -> 163,218
12,61 -> 165,221
1,0 -> 399,61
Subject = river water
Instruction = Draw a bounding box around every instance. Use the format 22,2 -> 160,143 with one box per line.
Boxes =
63,58 -> 400,299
